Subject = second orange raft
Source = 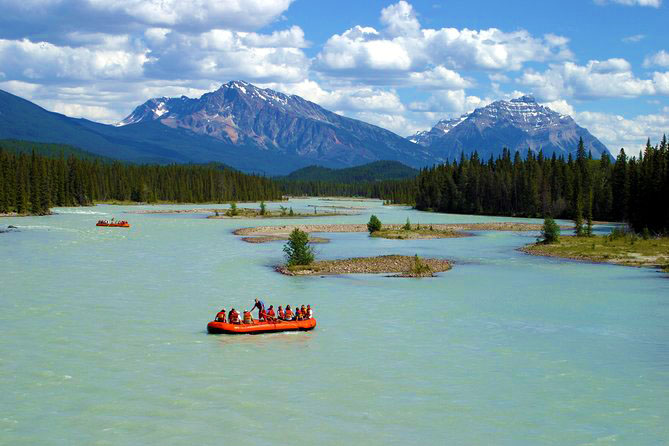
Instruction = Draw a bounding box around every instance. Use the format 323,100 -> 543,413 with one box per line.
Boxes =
207,318 -> 316,335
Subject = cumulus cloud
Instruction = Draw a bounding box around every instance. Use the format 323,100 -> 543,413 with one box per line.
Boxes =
143,28 -> 310,83
0,38 -> 148,81
594,0 -> 661,7
0,0 -> 295,38
576,110 -> 669,154
408,90 -> 487,115
643,50 -> 669,68
315,0 -> 572,87
259,80 -> 405,114
519,59 -> 667,100
622,34 -> 645,43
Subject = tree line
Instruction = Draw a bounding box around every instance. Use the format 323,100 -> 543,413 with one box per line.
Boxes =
278,178 -> 416,205
413,137 -> 668,234
0,149 -> 282,215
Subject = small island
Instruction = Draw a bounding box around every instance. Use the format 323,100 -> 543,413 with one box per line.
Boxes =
235,221 -> 561,243
276,228 -> 451,277
277,254 -> 452,277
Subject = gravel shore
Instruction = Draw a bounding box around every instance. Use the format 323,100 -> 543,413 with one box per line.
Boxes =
276,255 -> 452,277
236,222 -> 559,243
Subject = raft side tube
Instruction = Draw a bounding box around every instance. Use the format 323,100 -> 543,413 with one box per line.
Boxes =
207,318 -> 316,335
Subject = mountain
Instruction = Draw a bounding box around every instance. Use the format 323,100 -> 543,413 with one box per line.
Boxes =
282,160 -> 418,182
117,80 -> 432,170
409,96 -> 611,160
0,83 -> 432,174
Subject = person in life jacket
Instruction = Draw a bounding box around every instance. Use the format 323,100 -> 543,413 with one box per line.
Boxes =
243,311 -> 253,324
259,308 -> 267,322
306,305 -> 313,319
266,305 -> 276,322
284,305 -> 293,321
300,305 -> 307,319
215,308 -> 227,323
228,308 -> 240,324
277,306 -> 285,320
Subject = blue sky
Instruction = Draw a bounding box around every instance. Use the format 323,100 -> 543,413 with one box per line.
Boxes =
0,0 -> 667,153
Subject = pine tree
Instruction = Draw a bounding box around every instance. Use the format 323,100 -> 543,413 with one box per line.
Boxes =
574,198 -> 584,236
367,215 -> 382,233
30,151 -> 41,215
539,216 -> 560,244
283,228 -> 314,266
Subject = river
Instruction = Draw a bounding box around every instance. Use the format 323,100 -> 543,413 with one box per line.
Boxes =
1,199 -> 667,445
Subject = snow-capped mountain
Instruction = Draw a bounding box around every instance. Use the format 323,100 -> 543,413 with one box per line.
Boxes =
408,115 -> 467,146
411,96 -> 611,160
117,80 -> 432,168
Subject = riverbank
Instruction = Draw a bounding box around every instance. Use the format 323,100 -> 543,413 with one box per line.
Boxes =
236,222 -> 561,243
276,255 -> 452,277
125,207 -> 354,218
521,235 -> 669,272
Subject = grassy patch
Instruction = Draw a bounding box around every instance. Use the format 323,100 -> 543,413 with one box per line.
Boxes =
371,228 -> 461,240
522,235 -> 669,272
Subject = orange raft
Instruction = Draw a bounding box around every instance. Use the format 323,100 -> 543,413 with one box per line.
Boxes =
96,221 -> 130,228
207,318 -> 317,335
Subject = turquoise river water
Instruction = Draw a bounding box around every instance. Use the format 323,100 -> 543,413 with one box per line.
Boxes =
1,199 -> 668,445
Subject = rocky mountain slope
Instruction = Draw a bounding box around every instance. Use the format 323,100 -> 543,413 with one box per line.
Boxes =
409,96 -> 610,160
117,80 -> 432,169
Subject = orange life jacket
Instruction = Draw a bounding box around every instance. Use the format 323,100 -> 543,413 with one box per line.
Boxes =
243,311 -> 252,323
215,311 -> 226,322
284,309 -> 293,319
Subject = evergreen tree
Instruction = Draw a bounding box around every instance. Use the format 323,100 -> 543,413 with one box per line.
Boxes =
574,198 -> 584,236
367,215 -> 382,233
283,228 -> 315,266
260,201 -> 266,215
539,216 -> 560,244
30,151 -> 42,215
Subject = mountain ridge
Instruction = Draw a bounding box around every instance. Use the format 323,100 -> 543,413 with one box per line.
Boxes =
410,95 -> 611,160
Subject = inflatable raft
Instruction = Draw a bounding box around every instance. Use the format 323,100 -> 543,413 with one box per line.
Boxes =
207,318 -> 316,335
96,221 -> 130,228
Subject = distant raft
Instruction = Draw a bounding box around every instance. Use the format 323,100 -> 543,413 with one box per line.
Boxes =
207,318 -> 317,335
96,220 -> 130,228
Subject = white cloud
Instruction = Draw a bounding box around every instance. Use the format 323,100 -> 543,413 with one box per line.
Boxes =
316,1 -> 572,87
0,38 -> 148,81
408,89 -> 487,115
622,34 -> 645,43
407,66 -> 472,89
643,50 -> 669,68
541,99 -> 575,116
576,110 -> 669,154
380,0 -> 421,37
259,80 -> 405,113
0,0 -> 295,33
143,28 -> 311,83
594,0 -> 661,7
520,59 -> 665,100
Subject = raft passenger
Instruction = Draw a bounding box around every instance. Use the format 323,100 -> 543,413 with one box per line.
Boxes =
215,308 -> 227,323
250,298 -> 265,319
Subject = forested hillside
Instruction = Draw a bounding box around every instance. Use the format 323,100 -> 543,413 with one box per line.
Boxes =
0,149 -> 281,215
414,137 -> 668,233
